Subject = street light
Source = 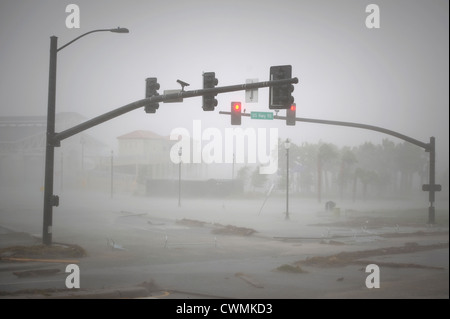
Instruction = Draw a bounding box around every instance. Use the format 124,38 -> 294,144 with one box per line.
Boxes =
284,138 -> 291,220
80,136 -> 85,172
111,150 -> 114,199
178,147 -> 182,207
42,27 -> 129,245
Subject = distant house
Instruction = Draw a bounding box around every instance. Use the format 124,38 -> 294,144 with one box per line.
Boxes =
0,112 -> 108,188
116,130 -> 207,183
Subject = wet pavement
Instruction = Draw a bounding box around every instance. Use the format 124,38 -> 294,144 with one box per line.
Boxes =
0,190 -> 448,299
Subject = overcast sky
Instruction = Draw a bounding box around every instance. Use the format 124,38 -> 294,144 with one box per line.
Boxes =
0,0 -> 448,173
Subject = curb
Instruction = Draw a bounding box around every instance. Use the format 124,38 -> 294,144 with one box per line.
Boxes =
0,287 -> 150,299
49,286 -> 150,299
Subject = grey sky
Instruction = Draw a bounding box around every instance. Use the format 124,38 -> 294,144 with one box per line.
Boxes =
0,0 -> 448,174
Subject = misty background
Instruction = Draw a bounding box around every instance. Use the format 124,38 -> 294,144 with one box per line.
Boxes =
0,0 -> 448,201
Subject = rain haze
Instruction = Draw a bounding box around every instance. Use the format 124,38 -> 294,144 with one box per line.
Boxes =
0,0 -> 448,301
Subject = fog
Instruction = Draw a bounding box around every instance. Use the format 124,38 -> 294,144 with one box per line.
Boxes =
0,0 -> 448,300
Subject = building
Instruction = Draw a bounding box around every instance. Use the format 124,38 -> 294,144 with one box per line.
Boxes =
0,112 -> 108,190
116,130 -> 207,184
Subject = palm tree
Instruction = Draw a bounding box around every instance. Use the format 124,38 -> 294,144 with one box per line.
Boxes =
338,147 -> 358,200
394,142 -> 427,197
353,167 -> 378,201
317,143 -> 338,203
296,142 -> 318,196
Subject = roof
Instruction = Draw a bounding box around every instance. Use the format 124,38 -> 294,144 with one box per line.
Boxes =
0,116 -> 46,143
0,113 -> 103,147
117,130 -> 165,140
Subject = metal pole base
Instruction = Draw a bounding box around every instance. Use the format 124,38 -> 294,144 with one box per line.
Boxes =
428,205 -> 435,225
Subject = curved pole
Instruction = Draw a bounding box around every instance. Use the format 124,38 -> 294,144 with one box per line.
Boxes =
57,27 -> 128,52
43,27 -> 128,245
220,111 -> 430,151
276,115 -> 430,151
220,110 -> 439,224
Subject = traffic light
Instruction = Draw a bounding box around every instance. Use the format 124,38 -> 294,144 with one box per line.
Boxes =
202,72 -> 218,111
286,103 -> 296,126
231,101 -> 242,125
145,77 -> 160,113
269,65 -> 294,109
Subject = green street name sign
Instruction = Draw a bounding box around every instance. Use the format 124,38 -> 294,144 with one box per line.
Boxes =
251,111 -> 273,120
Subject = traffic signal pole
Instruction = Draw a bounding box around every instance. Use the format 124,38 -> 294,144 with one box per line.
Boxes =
219,111 -> 440,224
43,36 -> 58,245
42,28 -> 129,245
42,74 -> 297,246
53,77 -> 298,143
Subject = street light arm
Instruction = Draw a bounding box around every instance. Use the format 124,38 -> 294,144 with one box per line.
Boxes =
57,27 -> 129,52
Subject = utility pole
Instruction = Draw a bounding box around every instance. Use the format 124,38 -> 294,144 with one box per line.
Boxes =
110,150 -> 114,199
285,139 -> 290,220
60,151 -> 63,192
178,147 -> 182,207
42,28 -> 129,245
42,35 -> 58,246
232,153 -> 235,180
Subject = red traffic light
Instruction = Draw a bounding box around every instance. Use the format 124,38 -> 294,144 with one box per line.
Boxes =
231,102 -> 242,125
287,103 -> 296,126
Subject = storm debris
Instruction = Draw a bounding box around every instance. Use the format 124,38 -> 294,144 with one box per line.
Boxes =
212,225 -> 256,236
0,243 -> 86,259
275,264 -> 307,273
0,288 -> 80,297
176,219 -> 207,227
235,272 -> 263,288
294,242 -> 449,268
107,238 -> 125,251
355,260 -> 444,270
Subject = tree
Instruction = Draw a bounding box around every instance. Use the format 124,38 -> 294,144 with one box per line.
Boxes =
296,142 -> 318,195
338,147 -> 358,200
354,168 -> 378,201
236,166 -> 250,181
317,143 -> 339,202
236,166 -> 250,191
395,142 -> 426,197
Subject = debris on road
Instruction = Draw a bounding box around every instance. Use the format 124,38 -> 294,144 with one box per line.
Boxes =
235,272 -> 263,288
0,243 -> 86,259
294,242 -> 449,268
176,218 -> 257,236
212,225 -> 256,236
107,238 -> 125,251
275,264 -> 307,274
176,219 -> 207,227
